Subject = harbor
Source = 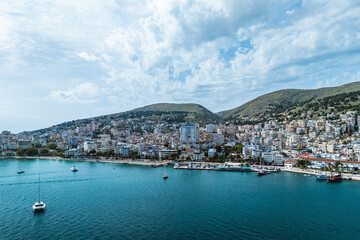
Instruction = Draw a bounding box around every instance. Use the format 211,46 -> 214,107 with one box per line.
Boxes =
4,156 -> 360,181
172,161 -> 360,181
1,158 -> 359,239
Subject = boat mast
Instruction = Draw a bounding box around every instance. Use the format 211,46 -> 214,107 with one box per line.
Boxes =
38,174 -> 40,203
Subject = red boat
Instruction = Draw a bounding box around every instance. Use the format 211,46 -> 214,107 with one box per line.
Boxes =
328,174 -> 342,183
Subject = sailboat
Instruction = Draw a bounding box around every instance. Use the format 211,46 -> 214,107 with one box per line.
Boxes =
32,174 -> 46,213
70,166 -> 78,172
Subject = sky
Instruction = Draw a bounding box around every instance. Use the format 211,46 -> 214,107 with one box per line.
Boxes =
1,0 -> 360,133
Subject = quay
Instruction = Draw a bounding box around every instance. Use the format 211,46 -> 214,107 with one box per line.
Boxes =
281,167 -> 360,181
172,162 -> 360,181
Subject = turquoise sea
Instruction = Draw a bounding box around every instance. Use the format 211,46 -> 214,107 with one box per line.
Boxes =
0,158 -> 359,240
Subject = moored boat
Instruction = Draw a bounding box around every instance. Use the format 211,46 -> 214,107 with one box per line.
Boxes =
316,175 -> 328,180
163,174 -> 168,179
151,163 -> 162,168
217,166 -> 252,172
17,170 -> 25,174
257,170 -> 271,176
328,174 -> 342,183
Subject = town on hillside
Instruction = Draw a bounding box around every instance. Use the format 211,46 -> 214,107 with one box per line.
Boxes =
2,110 -> 360,172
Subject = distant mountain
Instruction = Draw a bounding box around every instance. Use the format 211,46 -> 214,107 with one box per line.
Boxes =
219,82 -> 360,120
33,103 -> 221,133
132,103 -> 213,114
124,103 -> 221,123
31,82 -> 360,133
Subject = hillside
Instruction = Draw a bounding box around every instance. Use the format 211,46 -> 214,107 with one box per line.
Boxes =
30,82 -> 360,133
32,103 -> 221,133
219,81 -> 360,120
122,103 -> 221,123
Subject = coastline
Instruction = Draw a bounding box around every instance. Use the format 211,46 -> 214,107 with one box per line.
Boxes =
281,167 -> 360,181
0,156 -> 170,166
2,156 -> 360,181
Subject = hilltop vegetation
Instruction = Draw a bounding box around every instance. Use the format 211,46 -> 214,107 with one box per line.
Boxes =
219,82 -> 360,121
107,103 -> 221,123
32,103 -> 221,133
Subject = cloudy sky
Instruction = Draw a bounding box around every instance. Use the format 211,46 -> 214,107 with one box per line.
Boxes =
1,0 -> 360,132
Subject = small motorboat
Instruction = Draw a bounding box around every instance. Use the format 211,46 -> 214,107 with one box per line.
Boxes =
17,170 -> 25,174
70,166 -> 78,172
257,170 -> 270,176
163,174 -> 168,179
151,163 -> 162,168
328,174 -> 342,183
316,175 -> 328,180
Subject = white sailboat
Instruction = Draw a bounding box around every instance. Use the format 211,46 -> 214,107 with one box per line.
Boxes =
70,166 -> 78,172
32,174 -> 46,213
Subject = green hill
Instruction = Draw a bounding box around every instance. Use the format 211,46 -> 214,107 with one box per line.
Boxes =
122,103 -> 221,123
30,82 -> 360,133
219,81 -> 360,120
32,103 -> 221,133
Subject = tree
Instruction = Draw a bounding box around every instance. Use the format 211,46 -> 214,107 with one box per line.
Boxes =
215,146 -> 221,153
334,161 -> 341,172
169,153 -> 179,160
235,144 -> 243,153
296,159 -> 310,169
255,157 -> 261,165
33,143 -> 42,148
48,143 -> 57,150
25,146 -> 38,156
16,149 -> 25,156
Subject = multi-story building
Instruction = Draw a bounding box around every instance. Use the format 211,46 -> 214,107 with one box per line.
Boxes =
206,124 -> 217,133
84,141 -> 95,152
262,152 -> 284,165
180,125 -> 199,143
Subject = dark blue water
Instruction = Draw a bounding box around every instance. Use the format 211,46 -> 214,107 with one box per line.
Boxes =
0,158 -> 359,240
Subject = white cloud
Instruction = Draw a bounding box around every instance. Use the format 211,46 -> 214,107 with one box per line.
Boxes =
1,0 -> 360,131
77,52 -> 97,62
49,83 -> 100,103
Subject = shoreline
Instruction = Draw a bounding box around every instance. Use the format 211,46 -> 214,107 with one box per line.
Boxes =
2,156 -> 360,181
0,156 -> 172,166
281,167 -> 360,181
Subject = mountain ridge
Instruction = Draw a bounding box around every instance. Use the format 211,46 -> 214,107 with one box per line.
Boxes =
218,81 -> 360,120
30,81 -> 360,133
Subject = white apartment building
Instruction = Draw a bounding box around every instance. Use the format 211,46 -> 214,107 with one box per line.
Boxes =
180,125 -> 199,143
206,124 -> 218,133
84,141 -> 95,152
262,152 -> 285,165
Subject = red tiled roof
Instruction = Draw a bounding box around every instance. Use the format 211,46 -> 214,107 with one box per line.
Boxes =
284,160 -> 296,163
308,158 -> 360,164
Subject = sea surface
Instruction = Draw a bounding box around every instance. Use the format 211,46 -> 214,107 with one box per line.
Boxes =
0,158 -> 359,240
